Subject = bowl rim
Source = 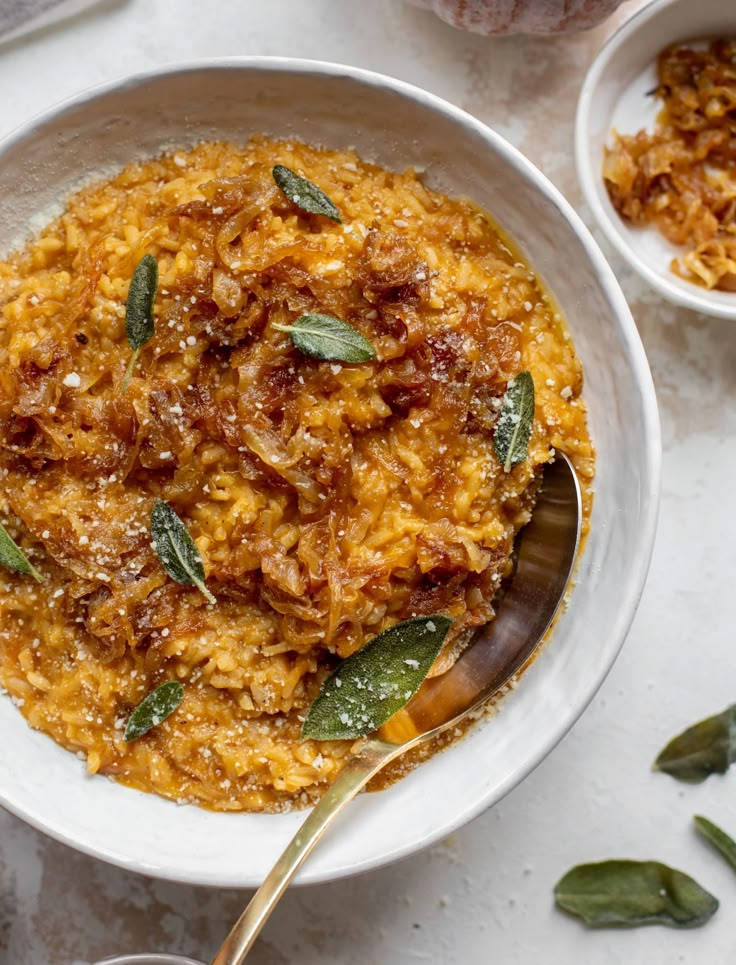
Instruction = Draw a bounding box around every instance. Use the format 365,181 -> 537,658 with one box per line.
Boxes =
0,56 -> 661,886
95,956 -> 204,965
574,0 -> 736,319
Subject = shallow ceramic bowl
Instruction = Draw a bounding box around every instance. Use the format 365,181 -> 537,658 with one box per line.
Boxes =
0,59 -> 660,887
576,0 -> 736,318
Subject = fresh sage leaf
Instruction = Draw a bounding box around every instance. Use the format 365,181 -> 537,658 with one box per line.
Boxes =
272,164 -> 341,222
302,615 -> 452,741
494,370 -> 535,472
0,521 -> 42,582
554,860 -> 718,929
273,313 -> 376,363
654,705 -> 736,783
124,680 -> 184,742
694,816 -> 736,873
126,254 -> 158,350
122,253 -> 158,393
150,499 -> 216,605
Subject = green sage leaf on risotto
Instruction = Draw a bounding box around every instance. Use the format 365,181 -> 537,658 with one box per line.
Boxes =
272,164 -> 342,222
273,313 -> 376,363
694,816 -> 736,873
0,522 -> 43,583
122,253 -> 158,393
494,370 -> 535,473
554,860 -> 718,929
124,680 -> 184,742
150,499 -> 216,605
302,615 -> 452,741
654,705 -> 736,783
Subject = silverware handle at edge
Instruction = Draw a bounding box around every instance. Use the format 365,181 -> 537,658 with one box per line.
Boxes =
211,738 -> 398,965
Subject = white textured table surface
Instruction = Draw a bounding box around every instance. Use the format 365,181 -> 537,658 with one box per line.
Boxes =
2,1 -> 735,963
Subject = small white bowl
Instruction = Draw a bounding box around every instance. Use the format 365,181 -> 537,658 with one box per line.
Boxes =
0,59 -> 660,887
576,0 -> 736,318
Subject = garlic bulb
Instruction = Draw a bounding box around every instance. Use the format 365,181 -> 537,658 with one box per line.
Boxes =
406,0 -> 627,35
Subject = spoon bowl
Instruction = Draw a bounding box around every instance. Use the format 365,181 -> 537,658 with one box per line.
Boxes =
396,454 -> 581,737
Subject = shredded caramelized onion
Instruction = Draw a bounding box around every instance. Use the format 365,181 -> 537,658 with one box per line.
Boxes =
604,39 -> 736,291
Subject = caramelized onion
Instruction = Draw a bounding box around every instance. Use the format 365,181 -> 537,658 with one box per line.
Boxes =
212,268 -> 246,317
240,420 -> 321,503
604,39 -> 736,290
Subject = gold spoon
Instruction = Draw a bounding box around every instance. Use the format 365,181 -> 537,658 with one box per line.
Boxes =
211,453 -> 582,965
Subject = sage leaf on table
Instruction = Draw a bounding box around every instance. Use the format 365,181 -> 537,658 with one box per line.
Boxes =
122,253 -> 158,393
124,680 -> 184,742
273,313 -> 377,363
494,370 -> 535,472
272,164 -> 342,223
654,705 -> 736,782
150,499 -> 216,605
694,816 -> 736,873
302,615 -> 453,740
554,860 -> 719,929
0,522 -> 42,582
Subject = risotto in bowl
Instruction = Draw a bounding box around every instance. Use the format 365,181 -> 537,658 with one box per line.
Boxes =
0,60 -> 659,885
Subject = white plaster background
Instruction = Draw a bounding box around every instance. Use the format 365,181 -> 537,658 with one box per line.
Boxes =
1,1 -> 736,962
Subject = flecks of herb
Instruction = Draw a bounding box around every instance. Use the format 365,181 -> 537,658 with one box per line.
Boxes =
694,816 -> 736,873
273,313 -> 376,364
494,370 -> 535,472
0,522 -> 42,583
654,705 -> 736,783
272,164 -> 341,222
150,499 -> 216,605
123,680 -> 184,742
554,860 -> 718,929
302,615 -> 452,741
122,253 -> 158,394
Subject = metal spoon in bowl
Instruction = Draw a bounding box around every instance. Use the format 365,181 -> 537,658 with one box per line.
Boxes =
96,457 -> 580,965
209,453 -> 582,965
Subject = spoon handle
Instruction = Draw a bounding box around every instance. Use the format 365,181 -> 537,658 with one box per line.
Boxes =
211,737 -> 399,965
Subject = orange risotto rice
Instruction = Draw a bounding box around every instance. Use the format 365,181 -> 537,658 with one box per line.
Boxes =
0,137 -> 593,811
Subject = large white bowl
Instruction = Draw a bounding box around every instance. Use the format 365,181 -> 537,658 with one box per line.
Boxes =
0,59 -> 660,887
576,0 -> 736,318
